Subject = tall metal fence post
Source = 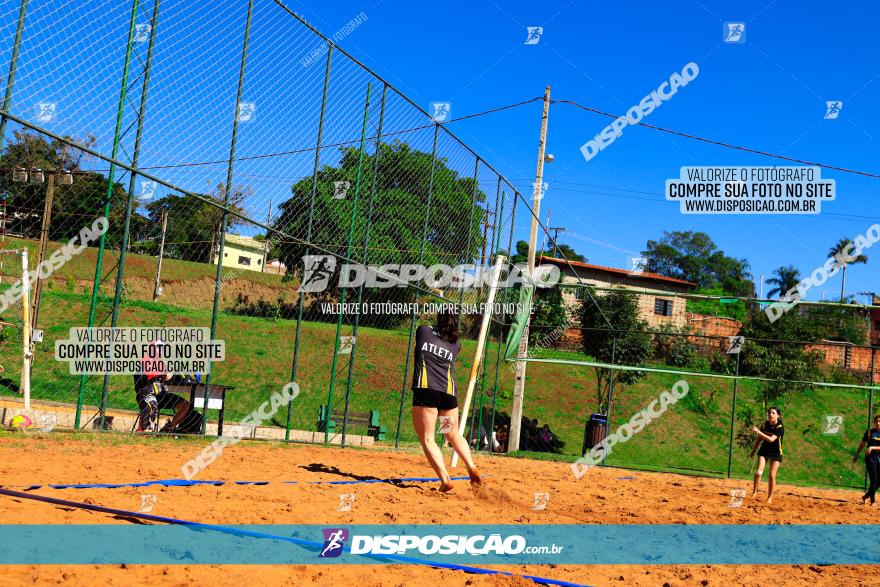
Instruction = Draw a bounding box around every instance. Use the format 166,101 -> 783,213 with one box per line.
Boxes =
323,83 -> 372,446
326,82 -> 372,447
488,187 -> 515,445
75,0 -> 141,430
100,0 -> 162,429
459,159 -> 480,306
469,176 -> 501,448
339,84 -> 386,447
394,123 -> 440,448
0,0 -> 29,149
601,333 -> 617,466
727,351 -> 741,478
285,43 -> 333,441
201,0 -> 255,434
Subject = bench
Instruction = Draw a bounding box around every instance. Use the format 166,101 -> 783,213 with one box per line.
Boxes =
316,405 -> 386,440
165,382 -> 235,436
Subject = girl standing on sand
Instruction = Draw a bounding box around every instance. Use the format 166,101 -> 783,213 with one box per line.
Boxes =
852,414 -> 880,505
750,407 -> 784,503
410,307 -> 482,492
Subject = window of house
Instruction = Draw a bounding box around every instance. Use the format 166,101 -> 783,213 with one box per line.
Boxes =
238,256 -> 251,266
654,298 -> 673,316
257,258 -> 262,265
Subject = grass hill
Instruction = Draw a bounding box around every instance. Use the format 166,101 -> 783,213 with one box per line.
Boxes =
0,237 -> 872,491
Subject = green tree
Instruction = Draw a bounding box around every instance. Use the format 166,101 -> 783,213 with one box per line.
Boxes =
509,240 -> 586,264
273,141 -> 485,327
828,237 -> 868,302
0,131 -> 135,245
529,284 -> 570,347
578,288 -> 652,413
765,265 -> 801,299
735,306 -> 822,443
509,240 -> 530,264
544,243 -> 585,262
642,230 -> 753,295
143,186 -> 249,263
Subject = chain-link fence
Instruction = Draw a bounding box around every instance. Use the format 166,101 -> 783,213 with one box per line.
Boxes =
1,0 -> 877,493
514,289 -> 878,490
0,0 -> 543,449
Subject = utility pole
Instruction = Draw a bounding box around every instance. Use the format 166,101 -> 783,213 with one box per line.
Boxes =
152,208 -> 167,300
261,196 -> 273,273
508,85 -> 551,453
30,172 -> 55,332
549,226 -> 566,257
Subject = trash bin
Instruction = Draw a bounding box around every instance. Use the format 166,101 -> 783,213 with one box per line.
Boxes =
582,413 -> 607,456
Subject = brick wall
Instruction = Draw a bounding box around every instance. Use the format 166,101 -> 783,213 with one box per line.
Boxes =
805,342 -> 877,372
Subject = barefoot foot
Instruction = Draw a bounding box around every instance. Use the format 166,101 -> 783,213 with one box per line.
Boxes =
439,481 -> 455,493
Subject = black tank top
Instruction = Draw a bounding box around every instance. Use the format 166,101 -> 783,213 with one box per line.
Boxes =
412,325 -> 460,395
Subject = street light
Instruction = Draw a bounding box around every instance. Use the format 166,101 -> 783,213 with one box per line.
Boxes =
549,226 -> 566,257
56,170 -> 73,185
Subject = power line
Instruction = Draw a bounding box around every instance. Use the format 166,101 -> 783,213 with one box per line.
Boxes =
83,98 -> 543,173
509,178 -> 880,223
555,98 -> 880,180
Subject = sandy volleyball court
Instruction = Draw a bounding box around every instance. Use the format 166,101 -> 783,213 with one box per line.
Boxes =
0,434 -> 877,586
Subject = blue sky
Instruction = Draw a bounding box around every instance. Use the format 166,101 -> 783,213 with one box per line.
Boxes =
2,0 -> 878,300
290,0 -> 879,300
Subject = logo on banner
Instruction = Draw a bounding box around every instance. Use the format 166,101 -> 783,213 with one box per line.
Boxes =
236,102 -> 255,122
319,528 -> 349,558
36,103 -> 57,122
726,336 -> 744,354
338,336 -> 356,355
524,27 -> 544,45
824,101 -> 843,120
337,494 -> 356,512
134,24 -> 152,43
823,415 -> 843,435
723,22 -> 745,43
429,101 -> 451,123
300,255 -> 337,292
333,181 -> 350,200
532,492 -> 550,511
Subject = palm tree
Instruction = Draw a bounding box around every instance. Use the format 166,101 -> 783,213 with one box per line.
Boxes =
829,238 -> 869,302
765,265 -> 801,299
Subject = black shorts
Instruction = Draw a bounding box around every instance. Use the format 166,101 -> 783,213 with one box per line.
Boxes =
759,453 -> 783,463
412,388 -> 458,410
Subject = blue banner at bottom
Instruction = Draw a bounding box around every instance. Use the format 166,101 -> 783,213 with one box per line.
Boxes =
0,524 -> 877,565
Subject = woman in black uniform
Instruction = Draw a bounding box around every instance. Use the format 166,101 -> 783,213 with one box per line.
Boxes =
749,407 -> 784,503
411,307 -> 482,492
852,414 -> 880,505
